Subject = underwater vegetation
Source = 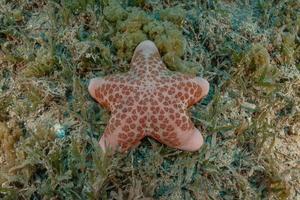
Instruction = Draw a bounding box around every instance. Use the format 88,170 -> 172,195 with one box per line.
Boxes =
0,0 -> 299,199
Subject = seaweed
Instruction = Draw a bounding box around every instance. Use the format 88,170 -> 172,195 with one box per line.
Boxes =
0,0 -> 299,199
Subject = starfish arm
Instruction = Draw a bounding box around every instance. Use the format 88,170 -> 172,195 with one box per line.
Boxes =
158,127 -> 204,151
148,110 -> 204,151
99,111 -> 145,152
173,76 -> 209,107
88,75 -> 135,110
176,128 -> 204,151
188,77 -> 209,106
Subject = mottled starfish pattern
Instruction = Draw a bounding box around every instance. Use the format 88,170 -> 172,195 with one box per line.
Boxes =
89,40 -> 209,152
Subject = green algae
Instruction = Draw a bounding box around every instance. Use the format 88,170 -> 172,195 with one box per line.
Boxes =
150,21 -> 186,57
159,6 -> 186,26
143,19 -> 191,72
102,0 -> 190,71
112,30 -> 148,60
0,122 -> 21,168
0,0 -> 299,199
103,0 -> 128,23
116,8 -> 149,32
280,32 -> 297,65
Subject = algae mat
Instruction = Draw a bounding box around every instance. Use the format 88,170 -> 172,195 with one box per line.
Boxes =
0,0 -> 299,199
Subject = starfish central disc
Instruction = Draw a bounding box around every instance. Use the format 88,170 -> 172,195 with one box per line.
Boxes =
89,40 -> 209,152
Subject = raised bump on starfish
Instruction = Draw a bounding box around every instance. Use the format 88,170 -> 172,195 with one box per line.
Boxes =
88,40 -> 209,152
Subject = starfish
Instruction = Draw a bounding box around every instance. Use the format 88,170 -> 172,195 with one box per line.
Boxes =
88,40 -> 209,152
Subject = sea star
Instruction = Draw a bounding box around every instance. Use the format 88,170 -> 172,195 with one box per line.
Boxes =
88,40 -> 209,152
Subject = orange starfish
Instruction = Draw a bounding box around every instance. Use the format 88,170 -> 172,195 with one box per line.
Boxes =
89,40 -> 209,152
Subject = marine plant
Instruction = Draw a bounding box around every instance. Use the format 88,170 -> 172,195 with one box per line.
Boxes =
0,0 -> 299,199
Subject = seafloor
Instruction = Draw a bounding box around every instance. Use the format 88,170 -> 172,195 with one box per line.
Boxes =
0,0 -> 299,199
